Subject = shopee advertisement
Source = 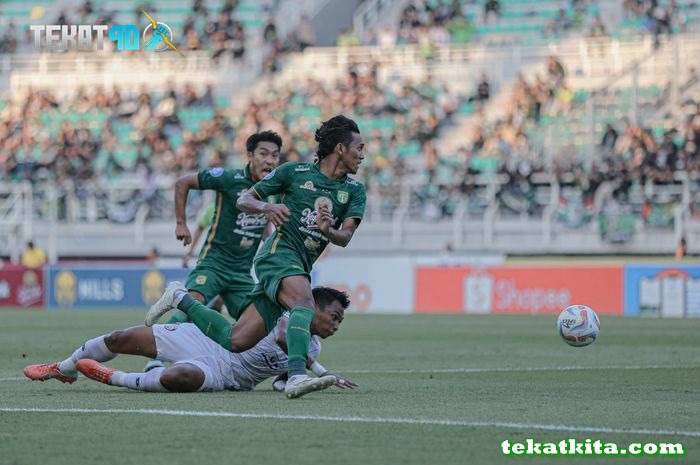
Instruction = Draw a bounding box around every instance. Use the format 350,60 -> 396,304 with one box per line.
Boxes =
415,266 -> 623,315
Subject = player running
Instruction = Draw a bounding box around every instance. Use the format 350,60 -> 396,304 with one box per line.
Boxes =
145,115 -> 366,398
169,130 -> 281,322
24,288 -> 355,393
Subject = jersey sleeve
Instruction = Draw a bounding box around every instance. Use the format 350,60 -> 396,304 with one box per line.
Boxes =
197,203 -> 216,228
343,184 -> 366,222
251,163 -> 294,199
197,167 -> 234,191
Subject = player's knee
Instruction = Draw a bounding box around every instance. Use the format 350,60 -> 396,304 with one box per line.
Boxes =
104,330 -> 128,352
229,335 -> 254,353
189,291 -> 206,304
159,365 -> 205,392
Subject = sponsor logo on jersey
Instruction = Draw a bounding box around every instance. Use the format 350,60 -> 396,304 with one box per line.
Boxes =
195,275 -> 207,285
304,237 -> 321,250
337,190 -> 349,204
314,196 -> 333,213
209,167 -> 224,177
300,181 -> 316,191
263,169 -> 276,180
294,166 -> 310,172
163,323 -> 179,331
236,212 -> 267,229
240,237 -> 255,248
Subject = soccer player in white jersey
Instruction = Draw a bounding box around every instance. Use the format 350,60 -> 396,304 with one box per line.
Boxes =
23,287 -> 355,393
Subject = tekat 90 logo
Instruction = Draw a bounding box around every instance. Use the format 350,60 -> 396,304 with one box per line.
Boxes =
30,10 -> 183,56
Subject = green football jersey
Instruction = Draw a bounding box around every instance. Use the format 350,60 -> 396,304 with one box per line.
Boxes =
197,165 -> 268,271
251,162 -> 366,272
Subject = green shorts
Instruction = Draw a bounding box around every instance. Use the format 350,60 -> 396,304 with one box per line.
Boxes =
253,251 -> 310,305
238,283 -> 285,333
185,263 -> 255,319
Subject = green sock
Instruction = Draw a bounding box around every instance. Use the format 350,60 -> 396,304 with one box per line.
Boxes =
287,307 -> 314,377
180,299 -> 234,351
165,310 -> 190,325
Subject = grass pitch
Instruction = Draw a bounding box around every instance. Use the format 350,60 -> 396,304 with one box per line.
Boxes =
1,309 -> 699,465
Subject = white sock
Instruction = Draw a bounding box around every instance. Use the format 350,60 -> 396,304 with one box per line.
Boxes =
111,368 -> 169,392
58,335 -> 116,375
288,374 -> 309,384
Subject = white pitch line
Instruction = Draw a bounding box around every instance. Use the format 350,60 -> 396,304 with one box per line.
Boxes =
2,365 -> 698,381
342,365 -> 700,374
1,407 -> 699,438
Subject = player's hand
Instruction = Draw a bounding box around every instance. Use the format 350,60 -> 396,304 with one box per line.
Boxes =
182,252 -> 192,268
263,204 -> 290,228
316,204 -> 333,235
176,223 -> 192,246
321,371 -> 357,390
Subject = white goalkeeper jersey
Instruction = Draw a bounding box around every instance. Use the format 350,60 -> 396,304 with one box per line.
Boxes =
230,316 -> 321,391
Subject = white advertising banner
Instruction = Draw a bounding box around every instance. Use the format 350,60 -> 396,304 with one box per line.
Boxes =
311,257 -> 414,313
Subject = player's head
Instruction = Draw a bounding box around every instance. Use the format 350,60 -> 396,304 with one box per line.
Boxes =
310,286 -> 350,338
314,115 -> 364,174
246,130 -> 282,181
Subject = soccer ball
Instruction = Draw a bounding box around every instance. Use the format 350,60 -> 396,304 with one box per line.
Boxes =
557,305 -> 600,347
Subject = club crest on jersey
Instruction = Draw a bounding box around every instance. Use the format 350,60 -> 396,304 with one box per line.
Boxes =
263,169 -> 276,180
209,167 -> 224,177
300,181 -> 316,191
195,275 -> 207,285
337,190 -> 349,204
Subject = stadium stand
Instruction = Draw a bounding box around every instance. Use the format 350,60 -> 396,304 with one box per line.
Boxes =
2,0 -> 700,260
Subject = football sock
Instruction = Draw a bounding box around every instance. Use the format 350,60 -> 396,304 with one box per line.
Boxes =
58,335 -> 116,374
111,368 -> 168,392
287,307 -> 314,377
182,299 -> 234,351
164,310 -> 190,325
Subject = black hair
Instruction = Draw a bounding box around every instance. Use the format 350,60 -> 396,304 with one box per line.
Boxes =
312,286 -> 351,311
246,130 -> 282,153
314,115 -> 360,160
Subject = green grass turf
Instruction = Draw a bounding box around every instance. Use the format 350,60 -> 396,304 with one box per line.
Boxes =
1,309 -> 699,465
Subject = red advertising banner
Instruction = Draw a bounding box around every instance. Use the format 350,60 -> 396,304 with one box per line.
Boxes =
415,266 -> 623,315
0,265 -> 45,307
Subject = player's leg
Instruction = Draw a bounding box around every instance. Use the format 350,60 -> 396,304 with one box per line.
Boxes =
24,326 -> 157,383
276,275 -> 316,377
275,275 -> 336,398
163,290 -> 206,324
176,294 -> 236,350
228,304 -> 268,352
77,360 -> 205,392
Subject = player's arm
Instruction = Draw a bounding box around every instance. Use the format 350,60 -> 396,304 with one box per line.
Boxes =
238,165 -> 292,228
174,173 -> 200,246
273,315 -> 289,353
317,212 -> 361,248
274,316 -> 356,390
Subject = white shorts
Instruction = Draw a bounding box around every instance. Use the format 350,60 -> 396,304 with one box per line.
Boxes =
152,323 -> 240,392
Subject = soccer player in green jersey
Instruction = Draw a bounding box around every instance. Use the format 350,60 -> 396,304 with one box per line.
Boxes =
238,114 -> 366,398
145,116 -> 365,398
170,130 -> 281,320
